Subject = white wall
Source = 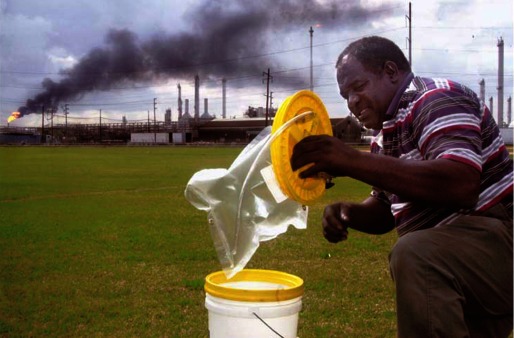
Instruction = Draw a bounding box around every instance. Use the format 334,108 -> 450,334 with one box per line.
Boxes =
172,133 -> 185,144
499,128 -> 513,145
130,133 -> 169,143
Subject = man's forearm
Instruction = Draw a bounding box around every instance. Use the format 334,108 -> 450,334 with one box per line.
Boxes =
343,152 -> 480,209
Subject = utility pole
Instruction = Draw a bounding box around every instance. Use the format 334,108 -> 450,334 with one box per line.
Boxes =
270,91 -> 274,119
222,78 -> 227,119
153,97 -> 157,144
309,26 -> 314,91
99,109 -> 102,143
263,68 -> 273,127
50,107 -> 54,142
41,105 -> 45,144
406,2 -> 412,67
64,103 -> 69,137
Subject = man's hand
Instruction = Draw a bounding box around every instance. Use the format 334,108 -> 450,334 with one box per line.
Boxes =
322,203 -> 350,243
322,198 -> 395,242
291,135 -> 358,178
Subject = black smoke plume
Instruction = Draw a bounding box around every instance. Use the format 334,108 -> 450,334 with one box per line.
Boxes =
21,0 -> 397,114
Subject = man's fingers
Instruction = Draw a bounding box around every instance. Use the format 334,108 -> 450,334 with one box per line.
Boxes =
291,136 -> 324,171
322,211 -> 348,243
323,226 -> 348,243
298,165 -> 319,179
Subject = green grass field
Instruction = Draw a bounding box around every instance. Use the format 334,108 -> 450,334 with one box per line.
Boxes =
0,146 -> 398,337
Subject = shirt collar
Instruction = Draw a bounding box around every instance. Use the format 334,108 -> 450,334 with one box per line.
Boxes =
384,72 -> 414,119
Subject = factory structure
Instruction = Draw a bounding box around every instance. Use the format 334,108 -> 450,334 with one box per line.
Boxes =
1,38 -> 512,145
0,112 -> 363,146
0,72 -> 363,145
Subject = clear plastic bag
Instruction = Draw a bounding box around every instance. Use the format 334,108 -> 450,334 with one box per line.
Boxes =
185,114 -> 313,278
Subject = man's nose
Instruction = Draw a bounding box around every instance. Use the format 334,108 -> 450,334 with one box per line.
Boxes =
348,93 -> 359,113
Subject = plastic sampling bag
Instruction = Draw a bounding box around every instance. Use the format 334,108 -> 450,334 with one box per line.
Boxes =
185,113 -> 313,279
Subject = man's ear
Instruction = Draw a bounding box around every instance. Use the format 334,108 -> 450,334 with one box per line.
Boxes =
384,61 -> 399,82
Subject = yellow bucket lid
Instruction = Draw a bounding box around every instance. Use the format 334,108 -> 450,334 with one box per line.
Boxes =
205,269 -> 304,302
271,90 -> 333,204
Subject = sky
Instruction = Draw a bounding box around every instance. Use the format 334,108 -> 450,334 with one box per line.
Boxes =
0,0 -> 512,127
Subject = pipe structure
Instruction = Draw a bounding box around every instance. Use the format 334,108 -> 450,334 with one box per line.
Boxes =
497,37 -> 504,126
222,78 -> 227,119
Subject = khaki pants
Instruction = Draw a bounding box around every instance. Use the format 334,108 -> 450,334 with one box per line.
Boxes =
389,204 -> 513,338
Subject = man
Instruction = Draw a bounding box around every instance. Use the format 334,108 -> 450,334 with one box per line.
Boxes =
291,36 -> 513,337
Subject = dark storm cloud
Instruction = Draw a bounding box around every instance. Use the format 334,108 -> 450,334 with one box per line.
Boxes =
21,0 -> 396,113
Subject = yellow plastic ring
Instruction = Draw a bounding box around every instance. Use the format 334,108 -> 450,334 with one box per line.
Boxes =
270,90 -> 332,204
204,269 -> 304,302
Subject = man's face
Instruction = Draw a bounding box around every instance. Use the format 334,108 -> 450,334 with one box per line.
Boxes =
336,55 -> 397,130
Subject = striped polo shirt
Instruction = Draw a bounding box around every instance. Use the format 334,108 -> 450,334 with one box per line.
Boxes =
371,76 -> 513,236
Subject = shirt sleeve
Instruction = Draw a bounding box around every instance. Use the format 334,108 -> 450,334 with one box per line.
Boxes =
412,87 -> 483,172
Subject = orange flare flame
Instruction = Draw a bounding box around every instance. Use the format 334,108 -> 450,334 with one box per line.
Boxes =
7,111 -> 21,123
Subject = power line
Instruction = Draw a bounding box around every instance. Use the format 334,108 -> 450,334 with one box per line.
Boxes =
413,47 -> 513,53
414,25 -> 512,30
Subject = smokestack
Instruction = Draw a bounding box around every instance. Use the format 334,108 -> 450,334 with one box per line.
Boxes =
194,74 -> 200,122
177,83 -> 182,120
185,99 -> 189,115
507,96 -> 512,126
479,79 -> 485,103
165,108 -> 171,124
489,97 -> 494,117
204,98 -> 208,115
309,26 -> 314,92
222,78 -> 227,119
497,37 -> 504,127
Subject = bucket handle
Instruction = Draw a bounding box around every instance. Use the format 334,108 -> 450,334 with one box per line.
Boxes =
252,312 -> 285,338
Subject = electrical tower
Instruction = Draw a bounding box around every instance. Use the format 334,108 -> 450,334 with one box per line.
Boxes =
153,98 -> 157,143
263,68 -> 273,127
405,2 -> 412,67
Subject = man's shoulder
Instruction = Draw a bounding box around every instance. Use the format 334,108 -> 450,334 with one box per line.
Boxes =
409,76 -> 478,99
404,76 -> 480,111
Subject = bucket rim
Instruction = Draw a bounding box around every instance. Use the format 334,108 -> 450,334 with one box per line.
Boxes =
204,269 -> 304,302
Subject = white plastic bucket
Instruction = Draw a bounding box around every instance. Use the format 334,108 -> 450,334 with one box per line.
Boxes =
204,269 -> 304,338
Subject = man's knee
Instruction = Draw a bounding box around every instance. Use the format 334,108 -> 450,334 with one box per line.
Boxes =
389,229 -> 436,277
